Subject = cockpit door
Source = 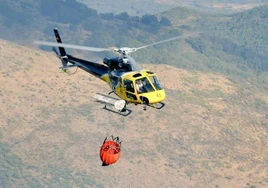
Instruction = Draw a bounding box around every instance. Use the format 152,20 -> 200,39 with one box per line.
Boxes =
122,79 -> 137,102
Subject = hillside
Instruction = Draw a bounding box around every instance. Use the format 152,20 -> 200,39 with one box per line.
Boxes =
0,40 -> 267,187
156,4 -> 268,88
211,4 -> 268,57
0,0 -> 267,89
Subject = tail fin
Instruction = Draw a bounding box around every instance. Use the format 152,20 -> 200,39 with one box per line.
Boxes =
53,28 -> 68,68
53,28 -> 66,56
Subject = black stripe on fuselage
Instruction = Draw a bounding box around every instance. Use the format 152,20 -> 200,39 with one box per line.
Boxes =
67,55 -> 108,78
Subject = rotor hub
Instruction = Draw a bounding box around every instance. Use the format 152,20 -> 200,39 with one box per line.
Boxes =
113,47 -> 137,55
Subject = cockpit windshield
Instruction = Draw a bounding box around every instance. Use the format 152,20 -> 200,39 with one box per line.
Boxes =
149,76 -> 162,90
135,78 -> 154,94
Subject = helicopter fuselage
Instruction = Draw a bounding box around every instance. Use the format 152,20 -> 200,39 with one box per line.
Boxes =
101,69 -> 166,105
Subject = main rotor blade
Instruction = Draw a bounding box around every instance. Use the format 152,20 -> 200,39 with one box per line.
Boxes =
34,41 -> 112,52
135,32 -> 199,51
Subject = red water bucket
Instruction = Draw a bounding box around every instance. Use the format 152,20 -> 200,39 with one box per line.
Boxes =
100,136 -> 121,166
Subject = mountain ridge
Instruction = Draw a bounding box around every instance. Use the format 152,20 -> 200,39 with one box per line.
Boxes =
78,0 -> 265,15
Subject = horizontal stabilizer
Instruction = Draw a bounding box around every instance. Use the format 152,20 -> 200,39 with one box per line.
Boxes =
59,64 -> 78,69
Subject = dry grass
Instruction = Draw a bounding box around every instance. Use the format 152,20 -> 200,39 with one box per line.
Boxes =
0,39 -> 267,187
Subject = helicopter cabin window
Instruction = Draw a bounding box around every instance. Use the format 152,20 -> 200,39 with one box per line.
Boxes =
123,79 -> 135,93
149,76 -> 162,90
146,71 -> 154,74
135,78 -> 154,94
132,73 -> 142,78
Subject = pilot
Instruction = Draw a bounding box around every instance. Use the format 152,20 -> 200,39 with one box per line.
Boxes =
136,80 -> 144,93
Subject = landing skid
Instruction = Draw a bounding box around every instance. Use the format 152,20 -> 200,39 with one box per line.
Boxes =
138,102 -> 165,111
147,102 -> 165,110
103,104 -> 132,116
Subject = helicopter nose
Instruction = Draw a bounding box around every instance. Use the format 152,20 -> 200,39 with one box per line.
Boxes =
156,90 -> 165,101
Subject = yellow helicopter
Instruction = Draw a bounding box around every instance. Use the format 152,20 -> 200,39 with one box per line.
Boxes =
35,29 -> 196,114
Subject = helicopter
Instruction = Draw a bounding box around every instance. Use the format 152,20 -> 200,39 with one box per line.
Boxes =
35,29 -> 197,113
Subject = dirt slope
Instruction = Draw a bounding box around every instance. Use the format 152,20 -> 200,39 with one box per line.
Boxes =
0,40 -> 267,187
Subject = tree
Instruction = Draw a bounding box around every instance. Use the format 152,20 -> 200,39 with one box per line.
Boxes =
160,17 -> 171,26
